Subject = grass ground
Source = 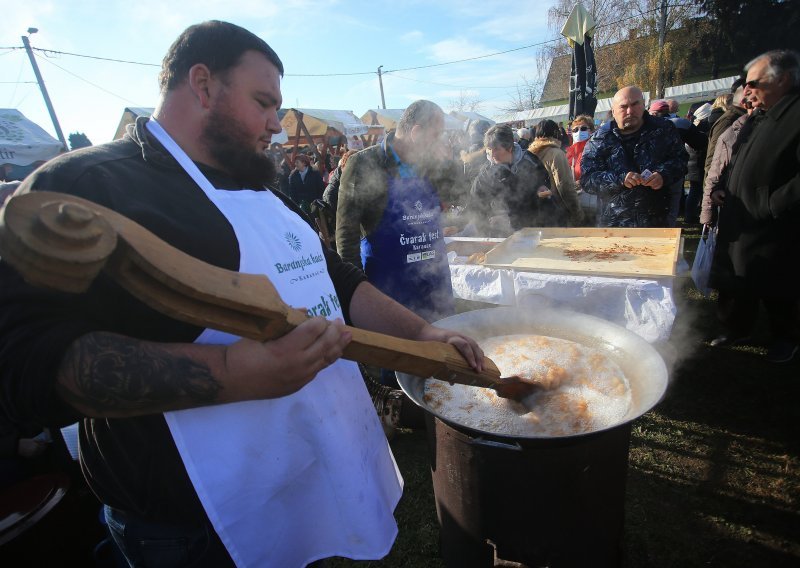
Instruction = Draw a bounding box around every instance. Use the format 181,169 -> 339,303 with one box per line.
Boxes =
330,221 -> 800,568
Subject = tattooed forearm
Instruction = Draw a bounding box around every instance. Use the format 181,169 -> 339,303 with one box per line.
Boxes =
57,332 -> 222,417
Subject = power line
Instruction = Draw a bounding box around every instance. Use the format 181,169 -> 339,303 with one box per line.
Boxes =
34,52 -> 141,105
33,46 -> 160,67
0,5 -> 673,81
386,72 -> 518,90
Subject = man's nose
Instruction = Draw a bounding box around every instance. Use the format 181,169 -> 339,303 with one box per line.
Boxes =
265,110 -> 282,134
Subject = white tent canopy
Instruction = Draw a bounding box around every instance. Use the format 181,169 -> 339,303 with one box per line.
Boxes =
361,108 -> 465,132
283,108 -> 370,138
494,93 -> 653,125
449,111 -> 496,126
664,76 -> 738,103
495,75 -> 738,127
0,109 -> 63,166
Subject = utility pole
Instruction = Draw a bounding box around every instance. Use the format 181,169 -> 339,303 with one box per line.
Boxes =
21,29 -> 68,151
377,65 -> 386,109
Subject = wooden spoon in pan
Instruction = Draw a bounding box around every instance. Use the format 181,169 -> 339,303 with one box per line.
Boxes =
0,191 -> 536,399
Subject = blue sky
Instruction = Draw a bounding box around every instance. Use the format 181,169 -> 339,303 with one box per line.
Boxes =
1,0 -> 561,146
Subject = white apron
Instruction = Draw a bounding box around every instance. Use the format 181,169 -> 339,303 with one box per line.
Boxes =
147,120 -> 403,568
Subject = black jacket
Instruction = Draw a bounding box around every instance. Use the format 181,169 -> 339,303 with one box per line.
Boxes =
711,91 -> 800,296
0,117 -> 365,522
581,114 -> 688,227
288,168 -> 325,211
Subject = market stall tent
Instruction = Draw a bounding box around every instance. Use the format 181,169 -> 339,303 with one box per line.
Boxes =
448,111 -> 496,126
282,108 -> 383,161
361,109 -> 464,132
0,109 -> 64,178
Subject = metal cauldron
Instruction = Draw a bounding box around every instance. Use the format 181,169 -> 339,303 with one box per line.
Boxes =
396,306 -> 668,568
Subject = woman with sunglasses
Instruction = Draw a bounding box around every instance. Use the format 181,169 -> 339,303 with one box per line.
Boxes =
565,115 -> 595,183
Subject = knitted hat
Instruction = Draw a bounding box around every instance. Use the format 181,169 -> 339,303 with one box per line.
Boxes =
649,100 -> 669,114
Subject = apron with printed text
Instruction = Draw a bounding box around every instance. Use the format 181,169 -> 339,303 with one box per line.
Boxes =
360,174 -> 454,322
146,120 -> 402,568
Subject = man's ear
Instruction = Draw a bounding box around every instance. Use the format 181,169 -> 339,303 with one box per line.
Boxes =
409,124 -> 423,143
187,64 -> 214,109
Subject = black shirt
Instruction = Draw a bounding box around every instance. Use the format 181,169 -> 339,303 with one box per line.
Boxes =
0,118 -> 366,521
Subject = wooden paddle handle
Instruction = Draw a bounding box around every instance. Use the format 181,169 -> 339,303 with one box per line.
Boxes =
0,192 -> 500,387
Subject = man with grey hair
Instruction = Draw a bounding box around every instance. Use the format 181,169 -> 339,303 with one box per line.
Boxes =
457,124 -> 551,236
336,100 -> 456,356
517,127 -> 532,150
710,49 -> 800,363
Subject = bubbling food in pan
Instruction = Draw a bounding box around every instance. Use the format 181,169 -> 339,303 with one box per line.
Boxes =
423,334 -> 632,437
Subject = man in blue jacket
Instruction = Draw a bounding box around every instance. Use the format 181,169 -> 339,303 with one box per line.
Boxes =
581,86 -> 687,227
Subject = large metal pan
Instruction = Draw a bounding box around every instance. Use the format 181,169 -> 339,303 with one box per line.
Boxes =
396,306 -> 668,439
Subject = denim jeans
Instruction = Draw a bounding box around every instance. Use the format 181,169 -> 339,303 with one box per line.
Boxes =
104,506 -> 235,568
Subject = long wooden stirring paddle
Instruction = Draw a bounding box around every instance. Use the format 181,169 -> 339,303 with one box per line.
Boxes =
0,191 -> 533,398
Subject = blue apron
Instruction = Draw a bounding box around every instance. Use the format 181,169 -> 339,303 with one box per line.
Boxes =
360,157 -> 454,323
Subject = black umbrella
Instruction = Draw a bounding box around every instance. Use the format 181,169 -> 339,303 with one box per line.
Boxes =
561,4 -> 598,120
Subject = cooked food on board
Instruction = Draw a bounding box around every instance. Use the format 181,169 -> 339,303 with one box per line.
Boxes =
423,334 -> 632,437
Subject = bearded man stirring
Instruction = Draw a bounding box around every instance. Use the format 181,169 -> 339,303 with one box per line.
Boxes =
0,21 -> 485,567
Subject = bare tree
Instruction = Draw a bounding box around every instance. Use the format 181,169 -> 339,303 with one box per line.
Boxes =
447,90 -> 484,113
540,0 -> 704,99
498,76 -> 545,114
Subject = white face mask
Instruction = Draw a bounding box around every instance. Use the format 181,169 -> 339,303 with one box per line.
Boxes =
572,129 -> 591,143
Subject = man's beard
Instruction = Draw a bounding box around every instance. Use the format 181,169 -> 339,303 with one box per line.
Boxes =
201,102 -> 277,188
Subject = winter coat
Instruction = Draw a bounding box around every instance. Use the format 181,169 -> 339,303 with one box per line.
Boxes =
711,91 -> 800,297
581,114 -> 688,227
529,138 -> 585,226
700,114 -> 746,225
703,106 -> 747,181
322,165 -> 342,213
464,144 -> 552,235
288,168 -> 325,212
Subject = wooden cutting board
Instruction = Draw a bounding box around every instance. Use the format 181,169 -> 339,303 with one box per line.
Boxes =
482,227 -> 682,278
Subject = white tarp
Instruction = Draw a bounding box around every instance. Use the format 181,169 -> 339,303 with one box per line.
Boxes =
448,261 -> 676,343
361,108 -> 464,132
664,76 -> 738,103
494,93 -> 652,125
449,111 -> 496,126
0,109 -> 63,166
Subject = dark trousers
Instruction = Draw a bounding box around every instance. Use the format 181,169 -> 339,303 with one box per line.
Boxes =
684,180 -> 703,224
104,506 -> 235,568
717,289 -> 800,343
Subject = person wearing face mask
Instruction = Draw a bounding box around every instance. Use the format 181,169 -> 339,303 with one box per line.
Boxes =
565,114 -> 594,183
458,124 -> 552,236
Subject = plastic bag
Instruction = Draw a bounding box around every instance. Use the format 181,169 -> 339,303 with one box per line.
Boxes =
691,225 -> 716,296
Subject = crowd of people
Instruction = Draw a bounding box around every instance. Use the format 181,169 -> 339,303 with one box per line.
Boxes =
0,17 -> 797,567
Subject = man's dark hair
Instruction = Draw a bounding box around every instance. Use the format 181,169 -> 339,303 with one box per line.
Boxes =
534,119 -> 560,140
483,124 -> 515,151
731,76 -> 745,93
397,100 -> 443,135
159,20 -> 284,93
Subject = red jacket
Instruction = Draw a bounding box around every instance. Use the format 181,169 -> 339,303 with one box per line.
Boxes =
566,139 -> 589,181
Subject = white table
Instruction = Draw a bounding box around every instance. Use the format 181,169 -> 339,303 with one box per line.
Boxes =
449,262 -> 680,343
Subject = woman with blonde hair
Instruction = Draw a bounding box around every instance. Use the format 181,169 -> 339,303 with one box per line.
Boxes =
529,120 -> 584,226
